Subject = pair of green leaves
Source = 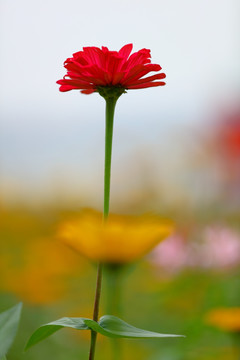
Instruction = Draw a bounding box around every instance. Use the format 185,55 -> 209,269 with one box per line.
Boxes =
0,303 -> 22,359
26,314 -> 184,350
0,303 -> 184,355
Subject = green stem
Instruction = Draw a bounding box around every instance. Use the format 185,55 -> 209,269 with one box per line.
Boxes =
88,263 -> 102,360
103,97 -> 117,219
88,97 -> 117,360
105,265 -> 123,360
105,265 -> 123,316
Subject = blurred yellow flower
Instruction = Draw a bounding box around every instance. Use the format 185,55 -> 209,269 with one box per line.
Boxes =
205,307 -> 240,332
57,209 -> 173,264
0,207 -> 87,305
0,237 -> 83,304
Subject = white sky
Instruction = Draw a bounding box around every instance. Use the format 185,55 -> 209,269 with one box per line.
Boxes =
0,0 -> 239,205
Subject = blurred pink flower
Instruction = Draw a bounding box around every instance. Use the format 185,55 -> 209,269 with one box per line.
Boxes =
151,234 -> 191,272
151,225 -> 240,273
201,226 -> 240,268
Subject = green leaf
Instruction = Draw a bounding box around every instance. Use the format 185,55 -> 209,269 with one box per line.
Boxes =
0,303 -> 22,358
25,317 -> 90,350
84,315 -> 184,339
97,315 -> 184,339
0,356 -> 7,360
26,314 -> 184,350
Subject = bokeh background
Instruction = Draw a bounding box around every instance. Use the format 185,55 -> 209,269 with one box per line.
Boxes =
1,0 -> 240,359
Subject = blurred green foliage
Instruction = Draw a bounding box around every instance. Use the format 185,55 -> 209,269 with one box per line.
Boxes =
0,206 -> 240,360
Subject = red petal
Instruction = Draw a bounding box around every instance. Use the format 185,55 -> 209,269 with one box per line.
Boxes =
72,52 -> 89,66
58,85 -> 78,92
101,46 -> 109,53
127,73 -> 166,86
127,81 -> 166,89
119,44 -> 133,59
64,72 -> 106,86
122,64 -> 162,85
103,71 -> 112,84
121,64 -> 144,83
81,64 -> 106,83
81,89 -> 95,94
125,49 -> 151,70
57,79 -> 94,88
82,47 -> 102,66
112,71 -> 126,85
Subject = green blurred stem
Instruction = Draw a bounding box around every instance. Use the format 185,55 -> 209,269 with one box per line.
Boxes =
105,265 -> 123,360
105,265 -> 123,316
88,97 -> 117,360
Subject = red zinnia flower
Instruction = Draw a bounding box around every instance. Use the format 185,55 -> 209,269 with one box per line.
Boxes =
56,44 -> 166,95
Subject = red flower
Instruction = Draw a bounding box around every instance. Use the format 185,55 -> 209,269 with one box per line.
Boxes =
218,109 -> 240,159
56,44 -> 166,95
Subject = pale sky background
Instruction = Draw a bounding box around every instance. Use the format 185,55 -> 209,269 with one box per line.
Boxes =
0,0 -> 239,208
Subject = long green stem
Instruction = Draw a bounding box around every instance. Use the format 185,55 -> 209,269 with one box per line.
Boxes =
88,97 -> 117,360
103,98 -> 117,219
